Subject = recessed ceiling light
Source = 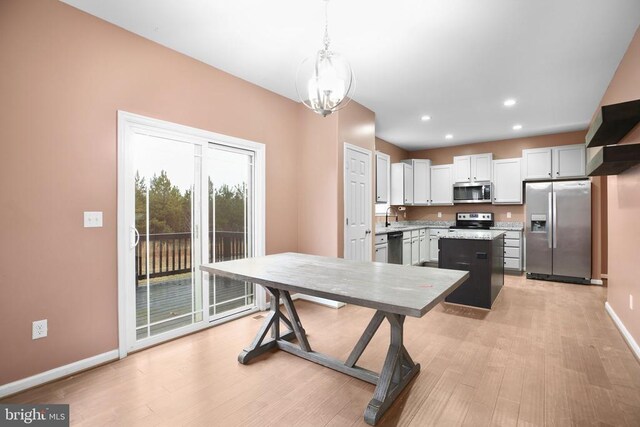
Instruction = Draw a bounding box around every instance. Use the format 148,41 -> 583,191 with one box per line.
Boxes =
512,124 -> 523,130
445,134 -> 453,139
421,115 -> 431,121
503,99 -> 517,107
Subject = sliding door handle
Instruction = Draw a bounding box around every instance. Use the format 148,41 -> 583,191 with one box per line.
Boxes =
130,226 -> 140,248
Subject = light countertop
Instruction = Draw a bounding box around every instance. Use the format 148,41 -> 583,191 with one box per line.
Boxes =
375,221 -> 454,235
440,230 -> 506,240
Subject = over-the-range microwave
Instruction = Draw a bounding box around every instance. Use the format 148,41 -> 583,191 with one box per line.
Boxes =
453,181 -> 492,204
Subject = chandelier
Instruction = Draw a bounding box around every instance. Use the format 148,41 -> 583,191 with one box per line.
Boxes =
295,0 -> 355,117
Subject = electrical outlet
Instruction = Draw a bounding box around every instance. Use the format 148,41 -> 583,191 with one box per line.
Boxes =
84,211 -> 103,228
32,319 -> 47,340
437,212 -> 442,218
631,294 -> 634,310
507,212 -> 512,219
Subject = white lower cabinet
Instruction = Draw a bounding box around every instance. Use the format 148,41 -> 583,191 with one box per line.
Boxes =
502,230 -> 523,271
402,232 -> 412,266
375,243 -> 388,263
375,234 -> 388,263
428,229 -> 449,262
419,229 -> 428,263
411,237 -> 419,265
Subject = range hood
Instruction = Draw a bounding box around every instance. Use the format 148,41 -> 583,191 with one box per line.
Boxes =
585,99 -> 640,176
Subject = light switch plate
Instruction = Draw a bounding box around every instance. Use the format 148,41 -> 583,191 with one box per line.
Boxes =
84,211 -> 103,228
32,319 -> 47,340
438,212 -> 442,218
507,212 -> 512,219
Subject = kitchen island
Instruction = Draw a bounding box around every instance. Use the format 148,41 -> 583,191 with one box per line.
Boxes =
439,230 -> 505,309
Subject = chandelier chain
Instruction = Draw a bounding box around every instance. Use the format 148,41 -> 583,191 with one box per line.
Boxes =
323,0 -> 330,50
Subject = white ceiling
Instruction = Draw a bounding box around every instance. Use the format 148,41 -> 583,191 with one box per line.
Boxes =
62,0 -> 640,150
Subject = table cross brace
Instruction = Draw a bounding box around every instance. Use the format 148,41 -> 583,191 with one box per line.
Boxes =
238,287 -> 420,425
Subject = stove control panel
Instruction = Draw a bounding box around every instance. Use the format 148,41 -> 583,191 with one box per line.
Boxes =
456,212 -> 493,221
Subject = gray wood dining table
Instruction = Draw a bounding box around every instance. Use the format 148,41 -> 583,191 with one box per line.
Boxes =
201,252 -> 468,425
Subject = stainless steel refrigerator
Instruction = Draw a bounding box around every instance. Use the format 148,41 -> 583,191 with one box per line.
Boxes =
525,180 -> 591,284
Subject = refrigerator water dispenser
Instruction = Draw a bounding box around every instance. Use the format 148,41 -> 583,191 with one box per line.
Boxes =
530,214 -> 547,232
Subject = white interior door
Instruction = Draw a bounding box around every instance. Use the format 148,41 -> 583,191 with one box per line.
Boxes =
344,144 -> 372,261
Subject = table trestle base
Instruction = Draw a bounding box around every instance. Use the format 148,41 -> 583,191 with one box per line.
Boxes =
238,287 -> 420,425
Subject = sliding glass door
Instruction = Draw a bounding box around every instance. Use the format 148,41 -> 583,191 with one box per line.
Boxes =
206,145 -> 255,319
132,134 -> 203,341
119,112 -> 265,354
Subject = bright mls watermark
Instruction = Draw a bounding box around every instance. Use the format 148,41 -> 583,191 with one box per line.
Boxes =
1,404 -> 69,426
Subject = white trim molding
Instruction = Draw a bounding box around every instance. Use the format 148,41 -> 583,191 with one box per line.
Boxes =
292,294 -> 345,309
605,301 -> 640,361
0,350 -> 118,399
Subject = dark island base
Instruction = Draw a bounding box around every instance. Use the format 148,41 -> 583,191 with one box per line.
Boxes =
439,237 -> 504,309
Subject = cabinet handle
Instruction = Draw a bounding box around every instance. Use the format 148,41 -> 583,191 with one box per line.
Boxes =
377,195 -> 380,199
548,172 -> 551,176
556,171 -> 559,175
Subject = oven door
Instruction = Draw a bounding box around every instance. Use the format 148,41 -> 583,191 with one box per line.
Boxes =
453,182 -> 492,204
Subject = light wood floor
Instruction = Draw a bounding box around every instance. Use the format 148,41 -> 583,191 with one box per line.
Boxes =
3,275 -> 640,426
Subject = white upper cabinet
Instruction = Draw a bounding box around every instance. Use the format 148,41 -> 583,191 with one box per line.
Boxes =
522,147 -> 553,180
453,153 -> 492,183
492,158 -> 523,204
390,163 -> 413,205
430,164 -> 453,205
552,144 -> 586,178
375,152 -> 390,203
402,159 -> 431,205
473,153 -> 493,181
523,144 -> 585,180
453,156 -> 472,183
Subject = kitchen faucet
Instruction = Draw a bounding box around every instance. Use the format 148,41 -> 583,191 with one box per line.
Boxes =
385,206 -> 397,227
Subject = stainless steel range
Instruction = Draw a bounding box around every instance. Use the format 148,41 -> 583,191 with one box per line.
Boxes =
450,212 -> 494,230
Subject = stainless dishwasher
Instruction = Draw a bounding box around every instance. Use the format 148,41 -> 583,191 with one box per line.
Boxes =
387,231 -> 403,265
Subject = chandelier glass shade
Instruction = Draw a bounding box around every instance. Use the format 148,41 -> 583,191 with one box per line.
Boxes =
295,0 -> 354,117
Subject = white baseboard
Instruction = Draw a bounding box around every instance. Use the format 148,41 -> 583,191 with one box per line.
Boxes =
605,302 -> 640,361
0,350 -> 119,399
291,294 -> 345,309
591,279 -> 604,285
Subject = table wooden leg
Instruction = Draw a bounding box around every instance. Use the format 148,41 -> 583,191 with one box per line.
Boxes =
237,287 -> 295,364
363,313 -> 420,426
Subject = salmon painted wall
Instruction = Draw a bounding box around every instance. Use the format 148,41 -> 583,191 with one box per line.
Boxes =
0,0 -> 302,385
337,102 -> 376,258
376,137 -> 409,164
597,27 -> 640,345
297,109 -> 339,256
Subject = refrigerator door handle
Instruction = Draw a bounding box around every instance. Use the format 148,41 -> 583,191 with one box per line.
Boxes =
548,192 -> 552,249
553,192 -> 557,249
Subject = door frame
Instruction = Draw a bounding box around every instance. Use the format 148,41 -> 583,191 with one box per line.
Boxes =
117,111 -> 266,358
343,142 -> 373,262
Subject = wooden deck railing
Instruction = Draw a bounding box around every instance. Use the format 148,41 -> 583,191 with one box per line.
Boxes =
136,231 -> 246,282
